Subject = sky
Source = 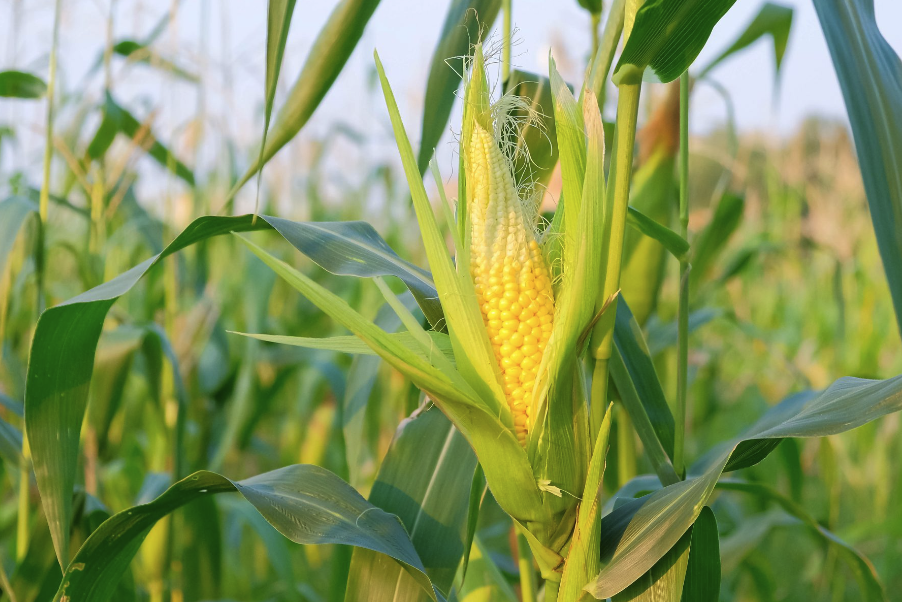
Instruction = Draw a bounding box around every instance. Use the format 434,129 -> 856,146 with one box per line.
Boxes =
2,0 -> 901,204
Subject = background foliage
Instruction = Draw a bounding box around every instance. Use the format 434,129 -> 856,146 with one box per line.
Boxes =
1,1 -> 901,601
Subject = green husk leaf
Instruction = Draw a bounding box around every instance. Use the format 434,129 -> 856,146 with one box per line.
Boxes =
558,403 -> 613,600
529,87 -> 606,541
376,49 -> 507,418
546,57 -> 586,284
236,233 -> 545,525
232,331 -> 454,363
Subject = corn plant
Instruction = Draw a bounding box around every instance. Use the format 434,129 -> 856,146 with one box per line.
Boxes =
2,0 -> 902,600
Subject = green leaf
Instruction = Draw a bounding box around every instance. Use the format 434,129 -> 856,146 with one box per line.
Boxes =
458,537 -> 519,601
558,405 -> 613,600
110,40 -> 199,81
814,0 -> 902,339
717,480 -> 885,600
343,301 -> 404,488
0,197 -> 40,283
263,217 -> 444,329
235,233 -> 477,422
24,212 -> 446,567
691,192 -> 744,281
376,49 -> 508,419
255,0 -> 298,208
588,374 -> 902,598
86,93 -> 195,186
646,308 -> 724,355
263,0 -> 296,119
626,205 -> 688,261
460,463 -> 486,584
346,407 -> 477,599
236,233 -> 545,529
235,331 -> 453,361
54,465 -> 438,602
611,527 -> 692,601
700,2 -> 794,78
0,70 -> 47,98
25,215 -> 267,565
681,506 -> 720,601
233,0 -> 382,194
611,300 -> 677,473
620,148 -> 677,326
417,0 -> 501,174
613,0 -> 740,85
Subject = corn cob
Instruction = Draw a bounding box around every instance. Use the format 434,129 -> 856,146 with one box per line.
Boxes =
468,123 -> 555,444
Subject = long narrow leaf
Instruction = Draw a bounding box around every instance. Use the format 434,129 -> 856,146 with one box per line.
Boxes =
0,70 -> 47,98
558,405 -> 613,599
86,94 -> 195,186
233,0 -> 381,193
814,0 -> 902,339
375,50 -> 507,417
699,1 -> 794,78
346,407 -> 477,599
587,374 -> 902,598
613,0 -> 741,85
417,0 -> 501,174
254,0 -> 297,209
681,506 -> 720,601
611,300 -> 677,467
54,465 -> 438,601
717,479 -> 884,599
24,212 -> 446,566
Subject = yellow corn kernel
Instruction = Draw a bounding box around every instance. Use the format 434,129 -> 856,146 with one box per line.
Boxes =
467,122 -> 555,445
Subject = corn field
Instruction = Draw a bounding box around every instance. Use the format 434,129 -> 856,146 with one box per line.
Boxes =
1,0 -> 901,600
